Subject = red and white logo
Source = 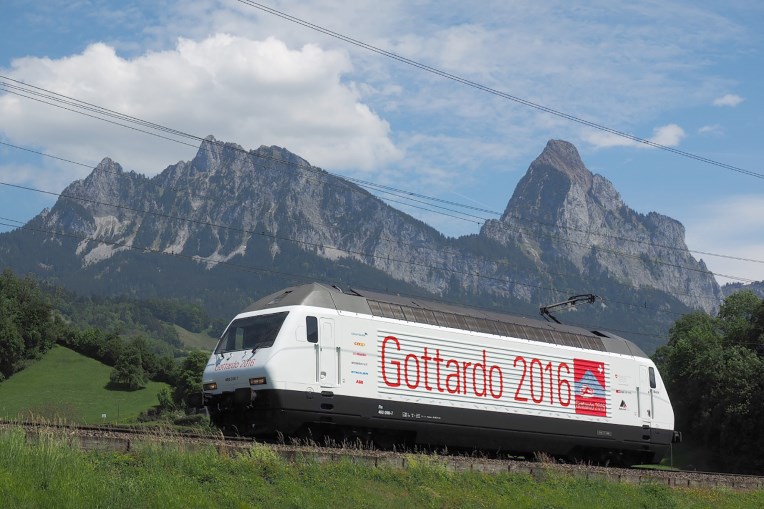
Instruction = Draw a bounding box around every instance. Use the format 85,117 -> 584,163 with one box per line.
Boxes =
574,358 -> 607,417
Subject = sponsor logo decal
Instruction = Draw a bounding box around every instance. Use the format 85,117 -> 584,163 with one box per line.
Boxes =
574,358 -> 607,417
379,335 -> 610,416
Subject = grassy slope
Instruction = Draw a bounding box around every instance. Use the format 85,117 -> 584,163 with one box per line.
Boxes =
174,324 -> 217,351
0,345 -> 169,424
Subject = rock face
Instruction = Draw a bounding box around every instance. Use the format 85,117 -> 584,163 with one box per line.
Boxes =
722,281 -> 764,299
0,136 -> 723,351
480,140 -> 722,313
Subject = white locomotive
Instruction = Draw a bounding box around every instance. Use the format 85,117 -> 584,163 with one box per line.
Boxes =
201,283 -> 680,464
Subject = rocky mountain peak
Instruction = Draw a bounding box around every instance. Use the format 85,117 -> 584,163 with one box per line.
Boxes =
93,157 -> 121,174
531,139 -> 593,191
83,157 -> 123,183
481,139 -> 721,313
190,135 -> 236,174
63,157 -> 124,199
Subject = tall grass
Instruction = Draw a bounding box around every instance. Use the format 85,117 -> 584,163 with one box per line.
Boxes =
0,428 -> 762,509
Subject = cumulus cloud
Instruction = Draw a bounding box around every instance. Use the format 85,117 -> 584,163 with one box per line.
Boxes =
649,124 -> 686,146
0,34 -> 402,182
712,94 -> 744,107
583,124 -> 686,149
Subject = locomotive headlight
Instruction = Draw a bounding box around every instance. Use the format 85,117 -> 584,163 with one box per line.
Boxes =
203,382 -> 218,391
249,377 -> 267,386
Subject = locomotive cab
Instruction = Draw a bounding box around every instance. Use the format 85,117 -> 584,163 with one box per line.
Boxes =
201,310 -> 290,434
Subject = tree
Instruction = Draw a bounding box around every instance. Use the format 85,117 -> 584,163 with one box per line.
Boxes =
109,347 -> 147,390
0,299 -> 24,380
156,387 -> 176,411
654,292 -> 764,473
654,312 -> 721,436
172,350 -> 209,408
718,291 -> 760,348
0,270 -> 57,379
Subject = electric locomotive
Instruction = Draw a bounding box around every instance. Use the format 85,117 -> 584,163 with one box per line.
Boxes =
200,283 -> 681,464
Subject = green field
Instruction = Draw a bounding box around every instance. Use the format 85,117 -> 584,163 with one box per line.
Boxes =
174,324 -> 218,351
0,345 -> 169,424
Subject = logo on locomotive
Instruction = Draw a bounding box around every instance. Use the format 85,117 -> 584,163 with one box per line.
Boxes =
379,335 -> 609,417
573,358 -> 607,417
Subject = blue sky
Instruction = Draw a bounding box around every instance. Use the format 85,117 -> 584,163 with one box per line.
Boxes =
1,0 -> 763,285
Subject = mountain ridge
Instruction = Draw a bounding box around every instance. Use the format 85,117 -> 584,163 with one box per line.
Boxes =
0,137 -> 722,353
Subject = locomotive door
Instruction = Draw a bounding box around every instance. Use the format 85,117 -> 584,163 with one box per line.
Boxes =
319,318 -> 337,388
638,365 -> 654,424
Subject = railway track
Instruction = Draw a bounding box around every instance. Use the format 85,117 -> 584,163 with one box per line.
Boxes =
2,420 -> 762,490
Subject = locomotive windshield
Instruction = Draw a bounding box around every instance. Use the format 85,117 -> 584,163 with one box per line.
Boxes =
216,312 -> 289,354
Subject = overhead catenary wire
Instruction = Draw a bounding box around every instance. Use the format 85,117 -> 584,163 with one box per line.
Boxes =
1,79 -> 761,274
1,77 -> 761,269
235,0 -> 764,180
1,128 -> 760,289
2,134 -> 759,295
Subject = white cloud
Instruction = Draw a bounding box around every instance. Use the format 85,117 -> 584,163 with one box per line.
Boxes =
698,124 -> 723,135
649,124 -> 686,147
583,124 -> 686,149
160,2 -> 746,153
713,94 -> 744,107
0,34 -> 403,182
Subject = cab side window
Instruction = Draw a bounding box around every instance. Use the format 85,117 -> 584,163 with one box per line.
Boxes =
649,367 -> 657,389
307,316 -> 318,343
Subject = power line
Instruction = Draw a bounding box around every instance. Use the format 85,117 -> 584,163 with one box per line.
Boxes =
1,79 -> 758,306
1,133 -> 758,288
2,135 -> 757,302
235,1 -> 764,180
2,77 -> 759,269
0,78 -> 485,225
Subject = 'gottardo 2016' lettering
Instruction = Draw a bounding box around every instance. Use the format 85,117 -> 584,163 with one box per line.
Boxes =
381,335 -> 504,399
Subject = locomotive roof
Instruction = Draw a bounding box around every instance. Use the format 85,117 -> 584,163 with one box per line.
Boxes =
243,283 -> 648,359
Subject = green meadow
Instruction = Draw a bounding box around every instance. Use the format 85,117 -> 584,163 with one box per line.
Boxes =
0,345 -> 169,424
174,324 -> 218,351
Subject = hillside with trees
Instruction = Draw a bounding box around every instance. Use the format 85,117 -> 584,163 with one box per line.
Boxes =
0,269 -> 61,381
0,269 -> 207,417
654,291 -> 764,474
